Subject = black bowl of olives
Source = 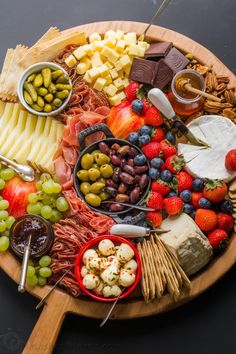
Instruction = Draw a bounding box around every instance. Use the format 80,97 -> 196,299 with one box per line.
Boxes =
74,124 -> 151,216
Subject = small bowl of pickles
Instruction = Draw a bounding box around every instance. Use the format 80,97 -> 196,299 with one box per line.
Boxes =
17,62 -> 72,116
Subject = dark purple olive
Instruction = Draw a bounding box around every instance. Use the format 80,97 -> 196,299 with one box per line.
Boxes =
118,145 -> 130,156
134,165 -> 149,174
106,186 -> 118,197
111,143 -> 120,151
120,172 -> 134,185
109,203 -> 125,212
123,165 -> 136,176
106,179 -> 118,189
130,187 -> 140,204
110,155 -> 121,166
118,183 -> 128,194
120,159 -> 127,169
109,149 -> 116,157
133,175 -> 141,185
129,147 -> 139,158
112,167 -> 121,184
98,142 -> 110,155
115,194 -> 130,203
139,174 -> 149,190
127,158 -> 134,167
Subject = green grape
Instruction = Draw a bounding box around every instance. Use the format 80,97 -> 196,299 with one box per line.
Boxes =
2,230 -> 9,237
0,210 -> 8,221
56,197 -> 69,212
0,168 -> 15,181
0,236 -> 9,251
28,193 -> 38,204
27,202 -> 42,215
40,173 -> 51,181
50,209 -> 63,223
28,259 -> 34,267
0,178 -> 5,190
42,195 -> 55,206
39,267 -> 52,278
36,180 -> 43,191
41,205 -> 52,219
27,265 -> 35,277
39,255 -> 51,267
26,275 -> 38,286
0,221 -> 6,232
0,200 -> 9,210
38,276 -> 47,286
42,179 -> 55,194
5,216 -> 15,229
52,183 -> 62,194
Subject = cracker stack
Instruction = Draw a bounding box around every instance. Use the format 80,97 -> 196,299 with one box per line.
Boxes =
229,179 -> 236,232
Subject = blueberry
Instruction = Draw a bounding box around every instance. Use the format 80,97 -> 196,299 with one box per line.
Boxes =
180,189 -> 192,202
190,210 -> 196,219
131,99 -> 144,114
192,178 -> 204,192
166,191 -> 177,198
165,131 -> 176,144
220,200 -> 233,214
134,237 -> 145,243
140,125 -> 153,136
128,132 -> 140,145
199,197 -> 211,209
160,169 -> 172,182
134,154 -> 147,166
183,203 -> 194,214
149,168 -> 160,180
138,134 -> 151,146
151,157 -> 164,169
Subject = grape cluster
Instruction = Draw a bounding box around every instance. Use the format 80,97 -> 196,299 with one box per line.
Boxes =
27,173 -> 69,223
26,255 -> 52,287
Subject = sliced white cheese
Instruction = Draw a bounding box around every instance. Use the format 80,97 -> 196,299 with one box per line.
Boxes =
160,213 -> 213,276
178,115 -> 236,181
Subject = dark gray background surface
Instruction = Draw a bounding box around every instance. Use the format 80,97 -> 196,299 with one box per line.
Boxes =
0,0 -> 235,353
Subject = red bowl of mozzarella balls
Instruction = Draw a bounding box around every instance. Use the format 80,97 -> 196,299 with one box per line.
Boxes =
75,235 -> 141,302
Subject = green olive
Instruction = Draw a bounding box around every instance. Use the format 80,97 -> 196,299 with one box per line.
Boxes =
88,168 -> 101,181
77,170 -> 89,182
100,164 -> 113,178
80,182 -> 91,195
95,153 -> 110,166
90,182 -> 105,194
97,177 -> 106,184
91,149 -> 101,156
81,153 -> 94,170
99,192 -> 110,201
92,163 -> 100,170
85,193 -> 101,207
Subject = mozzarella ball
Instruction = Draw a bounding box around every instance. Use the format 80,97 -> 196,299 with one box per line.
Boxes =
98,239 -> 115,256
100,264 -> 119,285
119,269 -> 135,287
93,281 -> 105,296
124,259 -> 138,273
83,249 -> 98,265
86,257 -> 102,273
103,284 -> 122,298
81,265 -> 88,277
103,255 -> 120,269
116,243 -> 134,264
82,274 -> 100,290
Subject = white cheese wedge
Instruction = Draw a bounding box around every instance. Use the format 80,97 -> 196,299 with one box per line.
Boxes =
160,213 -> 213,276
178,115 -> 236,181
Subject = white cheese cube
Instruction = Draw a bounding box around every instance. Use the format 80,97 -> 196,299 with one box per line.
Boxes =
104,61 -> 113,69
87,67 -> 100,80
76,63 -> 87,75
91,52 -> 103,68
114,61 -> 123,71
115,30 -> 124,39
98,64 -> 109,77
91,40 -> 104,52
117,69 -> 124,78
138,41 -> 149,49
124,64 -> 131,75
116,39 -> 126,53
64,54 -> 77,67
120,54 -> 131,67
83,72 -> 93,83
101,46 -> 119,63
103,74 -> 112,85
73,46 -> 87,60
84,44 -> 93,56
129,44 -> 140,56
122,78 -> 130,88
124,32 -> 137,45
106,84 -> 118,97
138,46 -> 146,57
89,32 -> 101,42
104,30 -> 116,39
109,68 -> 119,79
109,91 -> 126,105
113,78 -> 124,89
106,37 -> 117,48
80,56 -> 91,70
93,77 -> 106,91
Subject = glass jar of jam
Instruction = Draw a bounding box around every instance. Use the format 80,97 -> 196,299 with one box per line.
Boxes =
168,69 -> 205,117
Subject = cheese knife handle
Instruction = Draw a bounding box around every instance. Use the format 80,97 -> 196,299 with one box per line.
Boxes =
110,225 -> 147,238
148,88 -> 176,120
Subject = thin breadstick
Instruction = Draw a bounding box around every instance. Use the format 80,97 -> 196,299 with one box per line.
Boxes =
146,240 -> 162,298
142,240 -> 156,300
137,243 -> 149,302
150,236 -> 164,294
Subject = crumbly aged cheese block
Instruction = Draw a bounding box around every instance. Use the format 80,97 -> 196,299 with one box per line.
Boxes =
178,115 -> 236,181
160,213 -> 213,276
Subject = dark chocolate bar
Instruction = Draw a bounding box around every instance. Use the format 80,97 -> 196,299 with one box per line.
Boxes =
164,47 -> 189,74
129,58 -> 158,85
144,42 -> 172,59
152,59 -> 174,89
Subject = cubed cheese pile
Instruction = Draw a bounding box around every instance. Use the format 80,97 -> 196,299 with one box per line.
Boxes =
64,30 -> 150,106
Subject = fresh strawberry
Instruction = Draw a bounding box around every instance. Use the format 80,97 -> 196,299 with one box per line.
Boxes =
141,98 -> 151,115
146,211 -> 162,227
151,127 -> 165,142
225,149 -> 236,171
217,213 -> 234,232
147,191 -> 164,210
144,106 -> 163,127
125,82 -> 140,102
177,171 -> 193,193
191,192 -> 203,209
164,196 -> 183,215
160,140 -> 177,159
208,229 -> 229,251
142,142 -> 161,160
195,209 -> 217,232
151,179 -> 170,196
165,155 -> 184,174
203,180 -> 227,203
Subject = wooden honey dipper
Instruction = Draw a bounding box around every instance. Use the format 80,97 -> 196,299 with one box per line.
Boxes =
175,77 -> 222,102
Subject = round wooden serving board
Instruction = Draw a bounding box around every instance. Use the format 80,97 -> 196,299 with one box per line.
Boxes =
0,21 -> 235,354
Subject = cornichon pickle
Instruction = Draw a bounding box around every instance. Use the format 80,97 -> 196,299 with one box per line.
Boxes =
55,90 -> 69,99
31,103 -> 43,112
37,87 -> 48,96
42,68 -> 52,88
53,98 -> 62,107
48,83 -> 57,94
27,73 -> 36,83
33,73 -> 43,88
37,96 -> 45,108
44,104 -> 52,113
52,69 -> 63,81
55,84 -> 72,91
23,90 -> 33,105
44,93 -> 54,103
56,74 -> 69,84
23,82 -> 37,102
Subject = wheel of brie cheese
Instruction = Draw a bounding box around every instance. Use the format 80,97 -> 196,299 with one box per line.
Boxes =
178,115 -> 236,181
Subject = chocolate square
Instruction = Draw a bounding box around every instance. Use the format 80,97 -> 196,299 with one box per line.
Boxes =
129,58 -> 158,85
164,47 -> 189,74
144,42 -> 172,59
152,59 -> 174,89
